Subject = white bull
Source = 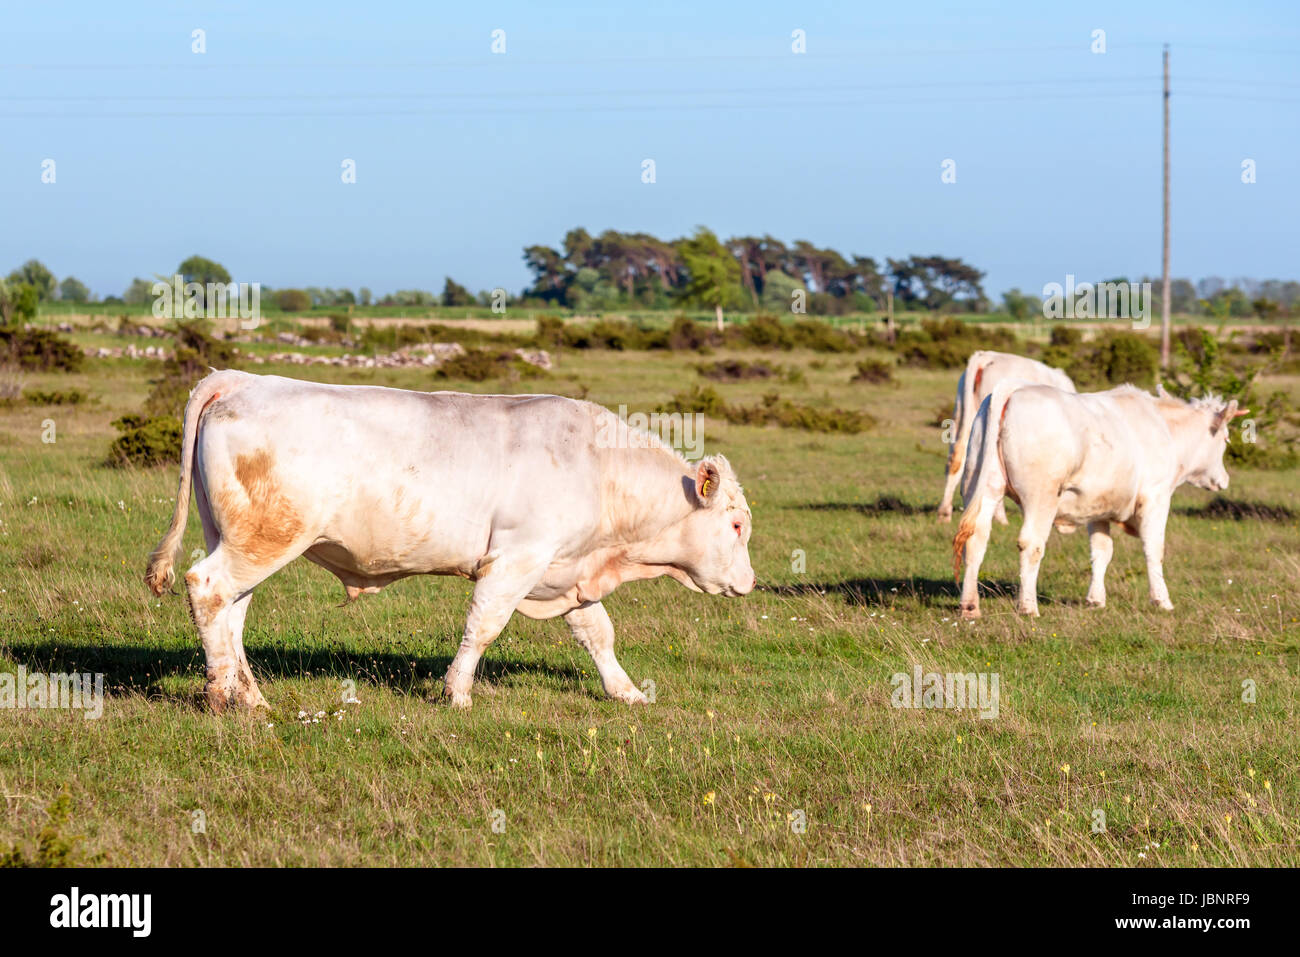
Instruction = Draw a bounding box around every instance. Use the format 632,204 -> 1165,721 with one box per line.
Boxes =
953,380 -> 1244,619
146,370 -> 755,710
938,350 -> 1075,523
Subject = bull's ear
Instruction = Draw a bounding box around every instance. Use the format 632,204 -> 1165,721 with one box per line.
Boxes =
695,459 -> 721,507
1212,399 -> 1239,432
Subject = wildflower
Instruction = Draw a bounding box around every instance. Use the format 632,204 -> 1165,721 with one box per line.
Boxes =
702,791 -> 716,806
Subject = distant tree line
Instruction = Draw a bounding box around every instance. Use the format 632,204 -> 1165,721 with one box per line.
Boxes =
522,228 -> 988,315
3,243 -> 1297,322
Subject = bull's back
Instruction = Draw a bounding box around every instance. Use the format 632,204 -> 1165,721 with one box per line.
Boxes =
195,374 -> 600,573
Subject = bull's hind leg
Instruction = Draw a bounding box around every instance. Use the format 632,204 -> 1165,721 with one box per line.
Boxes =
185,548 -> 270,712
958,494 -> 1002,619
565,602 -> 646,704
938,456 -> 963,522
444,550 -> 553,709
1085,521 -> 1113,608
994,498 -> 1010,525
1015,498 -> 1058,617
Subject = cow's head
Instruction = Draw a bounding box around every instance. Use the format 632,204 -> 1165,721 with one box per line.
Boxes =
1180,394 -> 1248,492
673,456 -> 755,597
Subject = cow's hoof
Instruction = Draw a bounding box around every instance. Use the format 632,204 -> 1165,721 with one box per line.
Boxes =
205,682 -> 266,713
1151,599 -> 1174,612
445,690 -> 474,709
936,507 -> 952,523
1016,605 -> 1040,617
959,604 -> 981,620
610,686 -> 649,705
1085,597 -> 1106,609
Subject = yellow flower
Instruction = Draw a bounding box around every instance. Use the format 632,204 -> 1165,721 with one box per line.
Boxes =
1061,764 -> 1071,774
703,791 -> 716,806
706,710 -> 716,720
587,727 -> 597,739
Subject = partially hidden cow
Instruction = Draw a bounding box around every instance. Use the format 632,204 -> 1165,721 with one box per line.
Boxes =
146,370 -> 755,711
938,350 -> 1075,524
953,380 -> 1245,619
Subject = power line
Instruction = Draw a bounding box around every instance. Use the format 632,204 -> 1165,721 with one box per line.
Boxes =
0,90 -> 1171,120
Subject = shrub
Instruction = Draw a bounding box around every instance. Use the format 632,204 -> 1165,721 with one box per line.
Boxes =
851,358 -> 895,384
276,289 -> 312,312
0,326 -> 84,372
662,386 -> 873,433
696,359 -> 782,381
107,414 -> 183,467
436,349 -> 548,383
790,319 -> 858,353
734,314 -> 793,350
23,388 -> 89,405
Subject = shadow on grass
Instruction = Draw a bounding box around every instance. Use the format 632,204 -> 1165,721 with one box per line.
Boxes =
1174,496 -> 1296,523
794,496 -> 938,517
764,576 -> 1045,608
2,640 -> 584,708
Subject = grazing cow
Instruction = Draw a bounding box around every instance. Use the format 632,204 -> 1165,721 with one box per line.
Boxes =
146,370 -> 755,711
953,380 -> 1245,619
938,351 -> 1075,524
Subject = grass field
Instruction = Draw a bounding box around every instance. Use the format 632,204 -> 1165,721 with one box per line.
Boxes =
1,324 -> 1297,866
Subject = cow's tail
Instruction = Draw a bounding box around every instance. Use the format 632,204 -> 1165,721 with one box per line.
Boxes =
145,370 -> 236,596
952,377 -> 1026,576
948,351 -> 990,475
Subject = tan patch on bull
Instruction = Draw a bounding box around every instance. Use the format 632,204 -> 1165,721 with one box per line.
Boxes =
213,449 -> 305,567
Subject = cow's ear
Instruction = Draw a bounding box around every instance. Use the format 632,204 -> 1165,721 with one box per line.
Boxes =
695,459 -> 721,507
1212,399 -> 1239,432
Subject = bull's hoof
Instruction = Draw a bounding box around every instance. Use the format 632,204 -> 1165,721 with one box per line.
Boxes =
1085,597 -> 1106,609
204,682 -> 268,713
959,603 -> 981,620
1151,598 -> 1174,612
445,689 -> 474,709
609,686 -> 649,705
1016,605 -> 1040,617
936,507 -> 953,523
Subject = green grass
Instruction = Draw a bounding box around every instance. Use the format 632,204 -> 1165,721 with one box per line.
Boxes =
0,335 -> 1297,866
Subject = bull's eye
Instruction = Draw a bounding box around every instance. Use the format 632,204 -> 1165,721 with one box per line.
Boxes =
732,520 -> 744,536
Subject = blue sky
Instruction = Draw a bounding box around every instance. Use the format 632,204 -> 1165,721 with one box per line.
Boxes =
2,1 -> 1296,301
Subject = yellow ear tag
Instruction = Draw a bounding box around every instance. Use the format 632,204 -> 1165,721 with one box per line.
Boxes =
701,478 -> 713,497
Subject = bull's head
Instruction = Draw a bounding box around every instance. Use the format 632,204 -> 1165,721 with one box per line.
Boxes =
1184,396 -> 1248,492
674,456 -> 755,597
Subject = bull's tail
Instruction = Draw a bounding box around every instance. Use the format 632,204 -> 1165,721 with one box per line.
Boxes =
144,370 -> 240,596
952,377 -> 1027,576
947,351 -> 991,475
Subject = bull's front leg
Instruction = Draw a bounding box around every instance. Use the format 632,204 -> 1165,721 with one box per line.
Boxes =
1085,520 -> 1113,608
1138,505 -> 1174,611
444,550 -> 552,708
564,601 -> 647,704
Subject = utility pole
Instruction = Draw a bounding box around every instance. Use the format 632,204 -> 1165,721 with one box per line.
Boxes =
1161,44 -> 1172,369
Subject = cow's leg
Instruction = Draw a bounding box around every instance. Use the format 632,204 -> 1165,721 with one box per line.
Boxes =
1015,498 -> 1056,617
1085,521 -> 1113,608
994,498 -> 1010,525
224,591 -> 267,709
958,494 -> 1002,619
938,454 -> 963,522
185,547 -> 270,712
564,602 -> 646,704
444,552 -> 551,708
1139,506 -> 1174,611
